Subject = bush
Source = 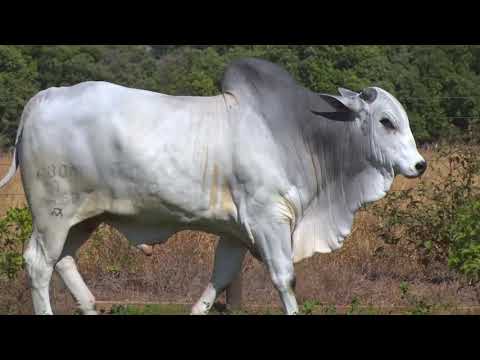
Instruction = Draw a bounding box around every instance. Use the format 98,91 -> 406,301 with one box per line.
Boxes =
448,200 -> 480,281
0,46 -> 39,148
374,145 -> 480,281
0,207 -> 32,280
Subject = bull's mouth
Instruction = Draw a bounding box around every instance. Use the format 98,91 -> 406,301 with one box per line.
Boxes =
404,174 -> 423,179
404,170 -> 427,179
395,163 -> 427,179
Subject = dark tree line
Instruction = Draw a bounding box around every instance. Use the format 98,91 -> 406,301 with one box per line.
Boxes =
1,45 -> 480,148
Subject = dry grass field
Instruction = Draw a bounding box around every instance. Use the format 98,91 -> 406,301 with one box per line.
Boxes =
1,148 -> 480,315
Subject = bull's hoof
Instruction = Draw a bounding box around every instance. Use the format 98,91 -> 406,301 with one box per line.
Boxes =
83,310 -> 99,315
190,308 -> 209,315
190,302 -> 210,315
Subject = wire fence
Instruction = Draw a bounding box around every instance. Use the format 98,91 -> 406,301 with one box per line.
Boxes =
0,155 -> 461,209
0,133 -> 471,209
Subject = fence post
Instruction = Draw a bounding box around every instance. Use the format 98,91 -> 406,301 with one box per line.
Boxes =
226,272 -> 242,312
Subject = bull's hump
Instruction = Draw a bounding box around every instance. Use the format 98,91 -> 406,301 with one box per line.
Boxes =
221,58 -> 298,99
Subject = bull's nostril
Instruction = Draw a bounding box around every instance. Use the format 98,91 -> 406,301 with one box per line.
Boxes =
415,161 -> 427,173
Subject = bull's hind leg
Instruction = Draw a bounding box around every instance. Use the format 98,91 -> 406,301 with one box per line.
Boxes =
22,187 -> 96,314
23,224 -> 71,315
191,237 -> 246,315
54,218 -> 101,315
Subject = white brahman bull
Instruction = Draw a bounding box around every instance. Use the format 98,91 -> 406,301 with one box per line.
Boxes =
0,58 -> 426,315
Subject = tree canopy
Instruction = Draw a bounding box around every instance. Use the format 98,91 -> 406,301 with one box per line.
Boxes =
1,45 -> 479,148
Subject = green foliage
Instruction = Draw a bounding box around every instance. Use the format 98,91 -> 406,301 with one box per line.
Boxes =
0,46 -> 39,148
346,296 -> 361,315
448,200 -> 480,280
0,207 -> 32,280
1,45 -> 480,148
399,282 -> 433,315
109,304 -> 187,315
301,299 -> 320,315
321,304 -> 338,315
20,45 -> 164,91
107,303 -> 250,315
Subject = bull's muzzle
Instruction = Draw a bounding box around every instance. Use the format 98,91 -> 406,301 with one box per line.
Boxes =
415,160 -> 427,176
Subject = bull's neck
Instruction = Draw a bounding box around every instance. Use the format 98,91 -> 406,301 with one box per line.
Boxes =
299,117 -> 376,208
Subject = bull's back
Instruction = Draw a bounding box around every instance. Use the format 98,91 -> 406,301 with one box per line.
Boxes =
20,82 -> 239,226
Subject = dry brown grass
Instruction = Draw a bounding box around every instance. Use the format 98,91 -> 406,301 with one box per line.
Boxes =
1,148 -> 479,314
0,153 -> 26,215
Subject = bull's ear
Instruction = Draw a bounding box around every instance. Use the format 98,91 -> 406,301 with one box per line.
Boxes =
311,93 -> 359,122
319,93 -> 363,113
338,88 -> 359,98
311,109 -> 356,122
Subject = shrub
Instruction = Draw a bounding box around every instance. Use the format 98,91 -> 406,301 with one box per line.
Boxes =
399,282 -> 433,315
374,145 -> 480,281
0,207 -> 32,280
448,199 -> 480,281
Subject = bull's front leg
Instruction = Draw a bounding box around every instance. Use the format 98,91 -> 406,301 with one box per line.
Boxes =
191,237 -> 246,315
252,215 -> 299,315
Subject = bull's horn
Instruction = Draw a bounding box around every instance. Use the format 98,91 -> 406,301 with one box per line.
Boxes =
359,88 -> 378,104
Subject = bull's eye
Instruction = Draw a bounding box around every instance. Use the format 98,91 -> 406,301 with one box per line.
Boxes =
380,118 -> 396,131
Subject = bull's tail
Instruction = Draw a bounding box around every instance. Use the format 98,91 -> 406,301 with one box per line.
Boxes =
0,103 -> 27,189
